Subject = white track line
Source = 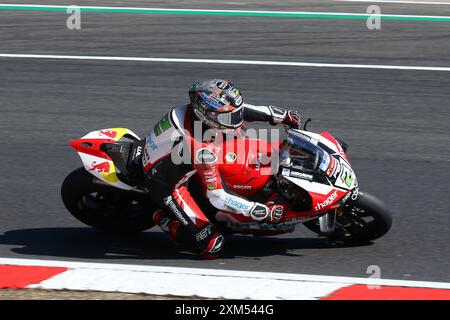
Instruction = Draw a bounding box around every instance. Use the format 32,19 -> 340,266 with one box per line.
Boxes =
0,53 -> 449,72
335,0 -> 450,5
1,257 -> 450,290
1,4 -> 450,20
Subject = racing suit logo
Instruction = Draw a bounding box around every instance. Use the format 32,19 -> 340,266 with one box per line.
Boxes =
195,148 -> 217,164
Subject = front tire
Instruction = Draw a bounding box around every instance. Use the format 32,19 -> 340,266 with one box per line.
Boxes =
304,192 -> 392,243
61,167 -> 156,234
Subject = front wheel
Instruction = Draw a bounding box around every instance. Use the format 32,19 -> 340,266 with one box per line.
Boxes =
61,167 -> 156,234
304,192 -> 392,243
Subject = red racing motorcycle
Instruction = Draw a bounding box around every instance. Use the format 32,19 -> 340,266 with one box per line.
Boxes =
62,123 -> 392,244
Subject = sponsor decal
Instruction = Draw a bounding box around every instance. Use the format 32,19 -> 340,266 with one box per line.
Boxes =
233,184 -> 252,190
196,148 -> 217,164
284,214 -> 317,223
200,92 -> 221,109
203,169 -> 216,176
290,170 -> 313,180
326,156 -> 336,177
336,140 -> 346,157
163,196 -> 189,226
319,152 -> 330,172
195,225 -> 212,242
154,114 -> 172,136
271,204 -> 284,222
225,152 -> 237,163
225,197 -> 250,211
143,148 -> 151,166
146,135 -> 158,151
255,153 -> 262,171
250,204 -> 268,219
229,88 -> 240,98
207,184 -> 218,190
216,81 -> 230,91
205,177 -> 217,183
351,188 -> 359,201
88,161 -> 110,174
282,168 -> 291,176
134,146 -> 142,158
341,188 -> 359,203
315,190 -> 338,212
149,161 -> 163,176
341,191 -> 352,203
282,168 -> 313,180
99,130 -> 117,139
331,162 -> 341,179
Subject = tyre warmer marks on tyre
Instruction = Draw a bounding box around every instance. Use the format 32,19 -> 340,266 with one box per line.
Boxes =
0,258 -> 449,299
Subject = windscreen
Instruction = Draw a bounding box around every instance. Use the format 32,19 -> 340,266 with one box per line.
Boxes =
280,130 -> 330,174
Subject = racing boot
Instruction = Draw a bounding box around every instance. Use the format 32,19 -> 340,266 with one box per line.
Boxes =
153,210 -> 224,259
199,232 -> 225,260
152,209 -> 181,245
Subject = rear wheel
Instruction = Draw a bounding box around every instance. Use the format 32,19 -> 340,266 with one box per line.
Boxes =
61,167 -> 156,234
304,192 -> 392,243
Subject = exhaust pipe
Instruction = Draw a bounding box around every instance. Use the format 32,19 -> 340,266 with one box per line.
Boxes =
319,210 -> 336,234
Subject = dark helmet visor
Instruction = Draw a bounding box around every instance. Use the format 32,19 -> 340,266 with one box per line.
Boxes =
214,105 -> 244,129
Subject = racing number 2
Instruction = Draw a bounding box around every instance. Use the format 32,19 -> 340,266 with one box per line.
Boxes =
340,164 -> 353,187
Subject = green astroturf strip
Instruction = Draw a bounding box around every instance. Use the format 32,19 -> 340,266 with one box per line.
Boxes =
0,6 -> 450,22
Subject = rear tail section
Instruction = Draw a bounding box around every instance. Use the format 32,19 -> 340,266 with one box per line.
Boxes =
69,128 -> 141,190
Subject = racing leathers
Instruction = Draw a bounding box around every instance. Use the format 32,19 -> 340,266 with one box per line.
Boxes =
143,103 -> 300,257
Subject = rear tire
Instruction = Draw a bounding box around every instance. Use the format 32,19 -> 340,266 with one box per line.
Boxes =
61,167 -> 156,234
304,192 -> 392,243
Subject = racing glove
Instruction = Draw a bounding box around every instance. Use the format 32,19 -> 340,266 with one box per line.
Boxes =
267,106 -> 301,128
281,109 -> 301,129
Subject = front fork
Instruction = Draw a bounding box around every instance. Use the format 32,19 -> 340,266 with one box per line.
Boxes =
318,188 -> 359,234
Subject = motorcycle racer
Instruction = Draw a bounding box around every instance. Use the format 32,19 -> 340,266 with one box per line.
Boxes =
143,79 -> 301,258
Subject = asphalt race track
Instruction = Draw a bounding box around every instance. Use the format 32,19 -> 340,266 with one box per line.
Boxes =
0,0 -> 449,283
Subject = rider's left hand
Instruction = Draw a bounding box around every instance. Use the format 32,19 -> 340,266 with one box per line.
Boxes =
282,109 -> 301,129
